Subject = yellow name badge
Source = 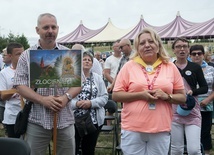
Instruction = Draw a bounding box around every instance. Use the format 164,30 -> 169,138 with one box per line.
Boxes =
149,103 -> 156,110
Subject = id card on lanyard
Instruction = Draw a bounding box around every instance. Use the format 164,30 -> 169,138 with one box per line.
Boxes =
142,65 -> 161,110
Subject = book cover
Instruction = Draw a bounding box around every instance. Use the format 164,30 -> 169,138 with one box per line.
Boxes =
29,49 -> 82,88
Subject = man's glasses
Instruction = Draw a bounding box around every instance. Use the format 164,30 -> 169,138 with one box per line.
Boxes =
190,52 -> 204,56
175,45 -> 188,50
119,44 -> 128,50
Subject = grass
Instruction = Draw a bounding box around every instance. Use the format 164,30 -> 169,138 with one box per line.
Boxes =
0,126 -> 115,155
1,125 -> 214,155
96,132 -> 115,155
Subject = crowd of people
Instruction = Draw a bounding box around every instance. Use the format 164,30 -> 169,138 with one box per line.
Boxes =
0,12 -> 214,155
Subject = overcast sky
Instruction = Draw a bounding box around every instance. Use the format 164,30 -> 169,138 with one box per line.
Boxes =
0,0 -> 213,45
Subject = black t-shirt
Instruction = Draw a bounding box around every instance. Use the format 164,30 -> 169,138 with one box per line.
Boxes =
174,60 -> 208,96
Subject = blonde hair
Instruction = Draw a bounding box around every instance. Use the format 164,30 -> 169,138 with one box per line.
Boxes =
132,27 -> 170,63
204,51 -> 213,62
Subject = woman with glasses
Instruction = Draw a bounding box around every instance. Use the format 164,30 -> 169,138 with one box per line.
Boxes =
171,38 -> 208,155
112,28 -> 186,155
71,51 -> 108,155
190,45 -> 214,155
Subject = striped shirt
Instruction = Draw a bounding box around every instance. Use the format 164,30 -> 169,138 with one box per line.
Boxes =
116,51 -> 134,74
13,43 -> 74,129
199,65 -> 214,111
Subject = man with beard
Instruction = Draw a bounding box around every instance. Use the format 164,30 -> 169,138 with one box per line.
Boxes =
13,13 -> 81,155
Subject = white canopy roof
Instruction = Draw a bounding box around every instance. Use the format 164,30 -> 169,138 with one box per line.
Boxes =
85,18 -> 133,43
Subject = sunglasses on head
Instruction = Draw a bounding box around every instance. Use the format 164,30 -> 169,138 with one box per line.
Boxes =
190,52 -> 204,56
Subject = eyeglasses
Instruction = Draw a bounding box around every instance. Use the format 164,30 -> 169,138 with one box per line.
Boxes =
175,45 -> 188,50
113,45 -> 120,48
190,52 -> 204,56
119,44 -> 128,50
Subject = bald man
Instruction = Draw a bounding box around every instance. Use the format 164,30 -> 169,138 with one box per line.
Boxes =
72,44 -> 103,76
107,39 -> 133,93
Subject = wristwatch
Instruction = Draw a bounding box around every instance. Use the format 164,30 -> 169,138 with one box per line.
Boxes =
166,93 -> 173,102
65,93 -> 72,101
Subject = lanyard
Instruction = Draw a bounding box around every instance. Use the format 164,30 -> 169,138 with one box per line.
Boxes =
142,64 -> 161,90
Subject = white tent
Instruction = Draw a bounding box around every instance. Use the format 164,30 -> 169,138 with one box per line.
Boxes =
85,18 -> 133,43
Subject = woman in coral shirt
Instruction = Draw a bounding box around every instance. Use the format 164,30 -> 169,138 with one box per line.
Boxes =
112,28 -> 186,155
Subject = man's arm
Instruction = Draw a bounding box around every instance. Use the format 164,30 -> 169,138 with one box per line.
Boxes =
200,91 -> 214,106
103,69 -> 113,84
16,85 -> 42,104
16,85 -> 81,112
107,74 -> 117,93
58,87 -> 82,109
64,87 -> 82,102
0,89 -> 17,100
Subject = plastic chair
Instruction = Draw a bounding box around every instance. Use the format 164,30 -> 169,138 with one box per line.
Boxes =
115,108 -> 123,155
0,137 -> 30,155
115,144 -> 123,155
96,100 -> 119,155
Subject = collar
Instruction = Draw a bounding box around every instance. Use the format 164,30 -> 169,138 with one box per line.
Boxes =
187,57 -> 208,68
133,56 -> 162,68
201,60 -> 208,68
133,56 -> 162,74
36,40 -> 59,50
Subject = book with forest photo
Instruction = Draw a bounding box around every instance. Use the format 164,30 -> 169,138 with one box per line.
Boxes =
29,49 -> 82,88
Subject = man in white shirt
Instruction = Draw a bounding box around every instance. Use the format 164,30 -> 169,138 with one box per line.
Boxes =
103,40 -> 122,125
94,51 -> 105,69
87,48 -> 103,76
0,54 -> 3,70
0,42 -> 24,138
103,40 -> 122,87
107,38 -> 134,93
72,44 -> 103,76
0,53 -> 3,130
0,47 -> 12,131
1,48 -> 11,69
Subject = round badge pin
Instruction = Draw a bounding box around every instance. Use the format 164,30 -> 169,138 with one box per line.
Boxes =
185,70 -> 192,76
145,65 -> 153,73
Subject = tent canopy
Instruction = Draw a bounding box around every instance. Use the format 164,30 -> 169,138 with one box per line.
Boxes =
58,12 -> 214,44
57,20 -> 92,44
157,11 -> 197,39
85,18 -> 133,43
120,15 -> 160,40
178,18 -> 214,39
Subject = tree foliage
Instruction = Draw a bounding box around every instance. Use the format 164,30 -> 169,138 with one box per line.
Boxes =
0,33 -> 30,51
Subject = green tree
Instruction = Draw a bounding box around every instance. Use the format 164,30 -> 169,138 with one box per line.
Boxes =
15,34 -> 30,49
0,36 -> 8,51
0,32 -> 30,51
7,33 -> 16,42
